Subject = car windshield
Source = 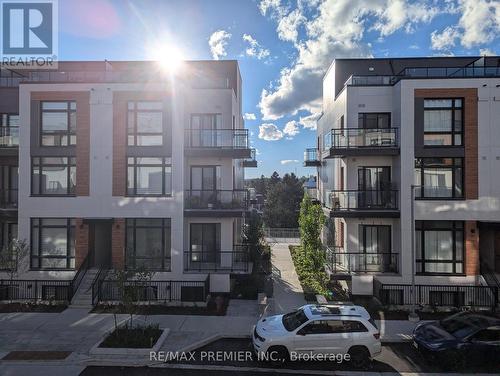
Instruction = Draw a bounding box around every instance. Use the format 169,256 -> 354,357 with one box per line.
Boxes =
439,313 -> 490,339
282,309 -> 309,332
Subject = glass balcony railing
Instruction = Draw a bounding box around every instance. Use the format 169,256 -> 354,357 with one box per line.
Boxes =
304,148 -> 319,162
0,128 -> 19,147
184,245 -> 250,272
325,247 -> 398,273
184,129 -> 249,149
184,189 -> 249,210
326,128 -> 398,149
327,190 -> 398,211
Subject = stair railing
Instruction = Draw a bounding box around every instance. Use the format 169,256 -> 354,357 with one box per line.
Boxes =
70,255 -> 89,299
91,268 -> 108,306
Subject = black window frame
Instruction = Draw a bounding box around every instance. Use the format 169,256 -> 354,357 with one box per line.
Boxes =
358,112 -> 391,129
415,157 -> 464,199
127,101 -> 164,147
360,224 -> 391,253
416,221 -> 465,276
30,218 -> 76,270
0,113 -> 19,128
31,157 -> 76,196
125,218 -> 171,271
423,98 -> 463,147
40,101 -> 77,147
126,156 -> 172,196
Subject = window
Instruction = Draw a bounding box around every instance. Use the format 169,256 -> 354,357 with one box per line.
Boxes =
31,218 -> 75,269
32,157 -> 76,195
189,114 -> 222,147
423,99 -> 462,146
472,329 -> 500,342
360,225 -> 391,253
416,221 -> 464,274
298,320 -> 334,335
415,158 -> 463,198
127,101 -> 163,146
127,157 -> 172,196
190,223 -> 220,263
0,113 -> 19,146
40,101 -> 76,146
125,219 -> 171,270
358,113 -> 390,129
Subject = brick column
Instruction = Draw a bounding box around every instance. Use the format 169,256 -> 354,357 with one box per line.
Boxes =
111,218 -> 125,269
465,221 -> 479,276
75,219 -> 89,269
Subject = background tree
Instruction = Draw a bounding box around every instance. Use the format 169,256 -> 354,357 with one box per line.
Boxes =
263,172 -> 304,228
0,239 -> 30,303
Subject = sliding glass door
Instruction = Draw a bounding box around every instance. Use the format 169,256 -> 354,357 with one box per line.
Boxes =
190,223 -> 220,263
358,167 -> 391,208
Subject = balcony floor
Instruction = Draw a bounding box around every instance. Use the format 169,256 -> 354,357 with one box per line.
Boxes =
324,147 -> 400,158
328,209 -> 400,218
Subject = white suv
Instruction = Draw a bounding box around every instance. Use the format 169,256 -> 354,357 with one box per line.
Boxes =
252,304 -> 381,368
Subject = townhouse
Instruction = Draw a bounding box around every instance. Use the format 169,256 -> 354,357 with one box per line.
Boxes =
0,60 -> 257,302
305,56 -> 500,305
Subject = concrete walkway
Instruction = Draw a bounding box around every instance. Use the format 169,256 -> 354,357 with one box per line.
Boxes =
271,242 -> 306,314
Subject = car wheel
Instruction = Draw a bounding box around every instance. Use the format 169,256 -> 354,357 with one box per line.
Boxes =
440,350 -> 466,371
348,346 -> 371,370
267,346 -> 289,364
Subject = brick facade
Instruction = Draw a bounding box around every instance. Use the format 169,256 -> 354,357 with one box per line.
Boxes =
111,218 -> 125,269
414,88 -> 478,199
31,91 -> 91,196
465,221 -> 479,276
75,218 -> 89,269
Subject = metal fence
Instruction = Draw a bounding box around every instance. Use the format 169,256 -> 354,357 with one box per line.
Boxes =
263,228 -> 300,244
0,279 -> 73,302
375,282 -> 499,308
326,248 -> 399,274
96,277 -> 210,304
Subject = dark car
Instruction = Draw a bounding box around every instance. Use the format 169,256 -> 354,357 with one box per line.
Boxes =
413,311 -> 500,369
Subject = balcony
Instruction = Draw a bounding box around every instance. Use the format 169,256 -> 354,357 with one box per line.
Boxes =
184,129 -> 251,158
326,190 -> 399,218
0,189 -> 18,211
0,128 -> 19,148
304,148 -> 321,166
184,189 -> 249,217
325,247 -> 399,275
184,246 -> 251,273
324,128 -> 399,157
243,148 -> 257,167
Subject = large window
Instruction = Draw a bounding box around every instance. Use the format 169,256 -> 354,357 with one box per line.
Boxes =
127,101 -> 163,146
41,101 -> 76,146
189,114 -> 222,147
360,225 -> 391,253
423,99 -> 462,146
190,223 -> 220,263
358,113 -> 390,129
127,157 -> 172,196
125,219 -> 171,270
31,218 -> 75,270
415,158 -> 463,199
32,157 -> 76,195
0,113 -> 19,146
416,221 -> 464,275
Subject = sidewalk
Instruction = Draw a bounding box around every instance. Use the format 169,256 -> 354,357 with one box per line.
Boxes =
271,242 -> 306,313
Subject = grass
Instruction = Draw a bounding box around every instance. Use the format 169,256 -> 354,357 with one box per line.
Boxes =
99,324 -> 163,349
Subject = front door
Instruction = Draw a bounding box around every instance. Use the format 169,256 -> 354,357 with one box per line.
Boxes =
89,221 -> 112,269
495,231 -> 500,273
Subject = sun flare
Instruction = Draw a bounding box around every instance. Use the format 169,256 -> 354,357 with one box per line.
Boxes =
152,44 -> 185,72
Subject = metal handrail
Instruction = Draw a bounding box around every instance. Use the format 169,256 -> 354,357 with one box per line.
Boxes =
184,189 -> 249,210
70,255 -> 89,297
327,128 -> 398,149
325,249 -> 399,273
327,189 -> 399,210
91,268 -> 108,305
184,128 -> 249,149
304,148 -> 318,161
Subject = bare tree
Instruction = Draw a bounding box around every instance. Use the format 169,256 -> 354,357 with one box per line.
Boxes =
0,239 -> 30,303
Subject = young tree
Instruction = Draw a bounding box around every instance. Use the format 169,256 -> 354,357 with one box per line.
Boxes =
299,193 -> 325,271
0,240 -> 30,303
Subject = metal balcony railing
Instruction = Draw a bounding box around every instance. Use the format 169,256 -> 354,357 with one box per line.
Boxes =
0,128 -> 19,147
326,128 -> 398,149
327,190 -> 398,211
184,189 -> 249,210
184,246 -> 250,272
243,149 -> 257,167
325,247 -> 399,273
184,129 -> 249,149
304,148 -> 319,162
0,189 -> 18,209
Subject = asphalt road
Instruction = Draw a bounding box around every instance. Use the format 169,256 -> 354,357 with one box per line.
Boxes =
80,338 -> 500,375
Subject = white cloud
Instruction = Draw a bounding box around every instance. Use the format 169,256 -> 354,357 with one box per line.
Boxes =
258,0 -> 447,121
243,34 -> 270,60
243,112 -> 257,120
430,26 -> 459,50
430,0 -> 500,51
299,112 -> 322,130
283,120 -> 300,137
259,0 -> 287,16
208,30 -> 232,60
480,48 -> 496,55
281,159 -> 299,165
258,123 -> 283,141
255,148 -> 261,155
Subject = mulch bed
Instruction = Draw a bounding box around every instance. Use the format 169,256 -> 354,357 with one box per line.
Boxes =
99,326 -> 163,348
0,303 -> 68,313
2,351 -> 71,360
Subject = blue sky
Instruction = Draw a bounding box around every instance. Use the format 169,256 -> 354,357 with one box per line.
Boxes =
57,0 -> 500,178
